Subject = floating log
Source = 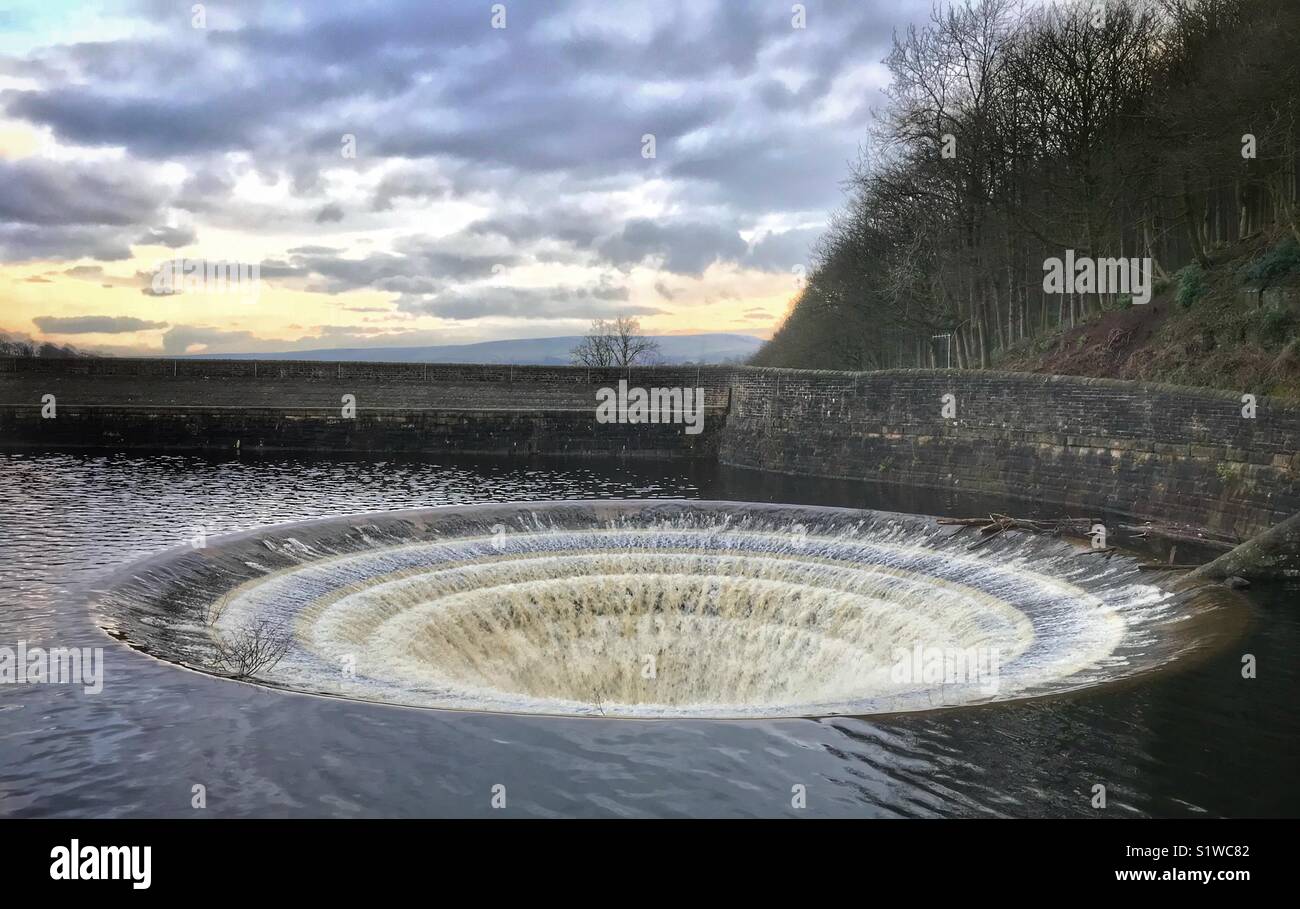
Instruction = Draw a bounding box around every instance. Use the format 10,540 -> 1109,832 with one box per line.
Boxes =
1118,521 -> 1238,550
940,515 -> 1235,552
939,515 -> 1097,536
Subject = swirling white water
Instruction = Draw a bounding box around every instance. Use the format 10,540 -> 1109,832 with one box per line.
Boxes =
95,500 -> 1219,719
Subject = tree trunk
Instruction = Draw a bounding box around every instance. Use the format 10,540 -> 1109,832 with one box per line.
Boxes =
1182,172 -> 1211,269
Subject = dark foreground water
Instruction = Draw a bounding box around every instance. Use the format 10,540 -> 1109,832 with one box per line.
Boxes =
1,451 -> 1296,818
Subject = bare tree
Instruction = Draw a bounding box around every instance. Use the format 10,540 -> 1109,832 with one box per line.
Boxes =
570,321 -> 615,367
570,317 -> 661,367
211,618 -> 292,679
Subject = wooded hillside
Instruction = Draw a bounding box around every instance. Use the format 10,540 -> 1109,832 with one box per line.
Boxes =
755,0 -> 1300,375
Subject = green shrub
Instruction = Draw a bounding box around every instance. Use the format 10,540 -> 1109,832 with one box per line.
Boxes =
1176,264 -> 1208,309
1243,237 -> 1300,287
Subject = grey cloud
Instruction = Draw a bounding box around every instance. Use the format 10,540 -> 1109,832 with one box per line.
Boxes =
255,259 -> 309,280
162,325 -> 263,355
34,315 -> 168,334
0,157 -> 173,263
0,225 -> 132,263
466,211 -> 604,249
670,138 -> 859,213
600,219 -> 747,277
289,162 -> 323,195
746,226 -> 823,271
173,169 -> 236,213
137,225 -> 197,248
315,203 -> 345,224
0,158 -> 161,226
362,89 -> 730,177
63,265 -> 104,278
134,258 -> 262,295
1,87 -> 260,158
396,284 -> 656,322
249,239 -> 515,296
0,0 -> 934,319
371,168 -> 450,212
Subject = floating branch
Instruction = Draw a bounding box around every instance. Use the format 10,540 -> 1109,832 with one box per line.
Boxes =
939,515 -> 1098,540
211,619 -> 292,679
940,515 -> 1234,553
1118,522 -> 1239,550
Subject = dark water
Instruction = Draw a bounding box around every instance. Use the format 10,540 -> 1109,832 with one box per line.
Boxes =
0,450 -> 1296,818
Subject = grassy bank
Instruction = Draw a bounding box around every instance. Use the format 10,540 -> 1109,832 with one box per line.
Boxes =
995,235 -> 1300,399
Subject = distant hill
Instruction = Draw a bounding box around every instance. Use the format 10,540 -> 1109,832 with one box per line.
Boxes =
186,333 -> 764,365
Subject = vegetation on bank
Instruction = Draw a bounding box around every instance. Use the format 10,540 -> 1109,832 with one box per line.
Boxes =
753,0 -> 1300,395
997,235 -> 1300,397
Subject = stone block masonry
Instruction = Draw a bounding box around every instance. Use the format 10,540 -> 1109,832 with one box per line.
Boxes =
718,368 -> 1300,541
2,357 -> 1297,539
0,357 -> 729,459
0,356 -> 735,409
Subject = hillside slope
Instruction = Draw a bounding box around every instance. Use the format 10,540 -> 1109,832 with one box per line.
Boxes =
996,236 -> 1300,399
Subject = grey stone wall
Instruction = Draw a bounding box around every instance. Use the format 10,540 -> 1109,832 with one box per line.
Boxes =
0,356 -> 728,458
0,405 -> 719,458
718,368 -> 1300,539
4,357 -> 1297,537
0,356 -> 734,408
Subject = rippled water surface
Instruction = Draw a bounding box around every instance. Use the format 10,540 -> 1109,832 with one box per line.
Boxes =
1,451 -> 1297,817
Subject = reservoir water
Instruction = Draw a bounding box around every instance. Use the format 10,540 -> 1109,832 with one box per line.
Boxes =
1,451 -> 1296,817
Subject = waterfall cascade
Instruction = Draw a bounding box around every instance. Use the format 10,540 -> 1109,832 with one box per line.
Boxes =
91,501 -> 1243,718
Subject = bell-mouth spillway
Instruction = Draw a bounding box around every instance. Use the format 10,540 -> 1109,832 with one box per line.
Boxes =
90,500 -> 1245,719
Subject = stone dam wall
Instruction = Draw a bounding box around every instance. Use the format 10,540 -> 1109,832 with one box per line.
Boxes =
2,356 -> 1297,538
0,357 -> 730,459
720,369 -> 1300,541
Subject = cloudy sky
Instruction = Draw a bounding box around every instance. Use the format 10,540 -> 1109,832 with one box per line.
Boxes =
0,0 -> 928,355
